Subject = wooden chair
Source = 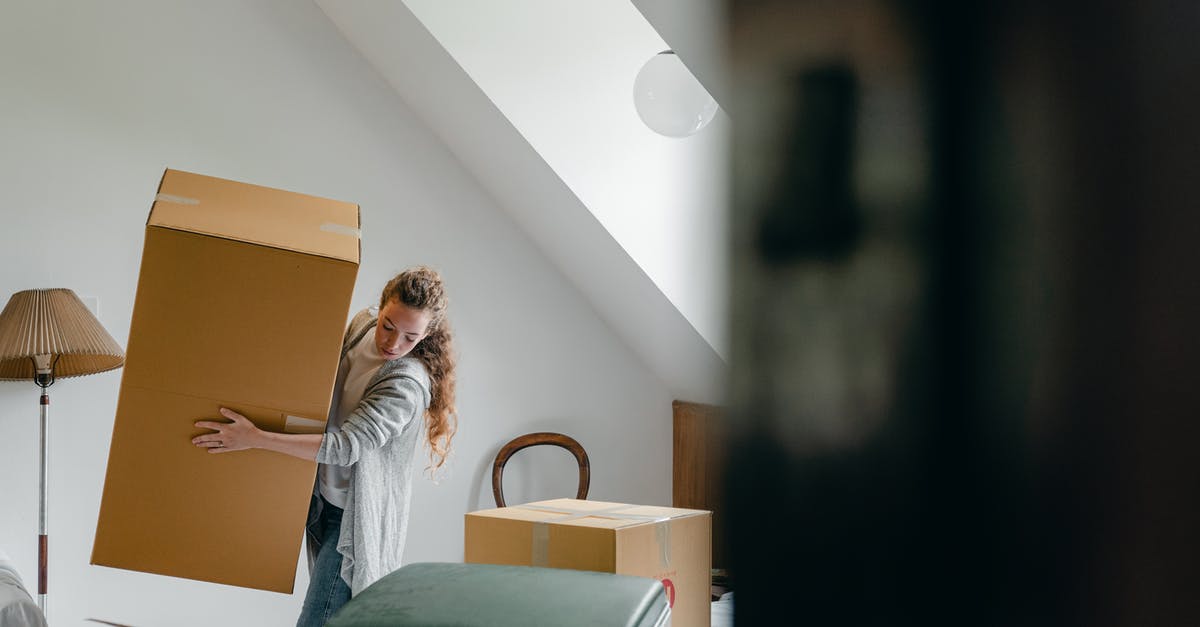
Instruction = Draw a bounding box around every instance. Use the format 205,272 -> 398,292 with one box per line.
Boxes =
491,432 -> 590,507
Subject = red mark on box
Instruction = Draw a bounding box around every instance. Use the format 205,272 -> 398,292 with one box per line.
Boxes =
661,578 -> 676,607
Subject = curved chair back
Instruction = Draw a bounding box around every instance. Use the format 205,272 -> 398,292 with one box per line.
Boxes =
491,432 -> 590,508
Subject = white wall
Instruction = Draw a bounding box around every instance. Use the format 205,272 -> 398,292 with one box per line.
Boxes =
403,0 -> 731,357
0,1 -> 674,625
317,0 -> 728,407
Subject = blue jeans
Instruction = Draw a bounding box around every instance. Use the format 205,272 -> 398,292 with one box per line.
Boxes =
297,494 -> 352,627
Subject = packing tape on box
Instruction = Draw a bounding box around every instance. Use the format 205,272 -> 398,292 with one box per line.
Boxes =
516,504 -> 673,569
155,193 -> 200,205
320,222 -> 361,238
284,415 -> 325,434
152,193 -> 360,239
656,522 -> 670,570
531,521 -> 551,567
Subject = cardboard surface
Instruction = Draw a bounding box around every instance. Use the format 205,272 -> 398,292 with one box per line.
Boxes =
465,498 -> 712,627
92,169 -> 359,592
150,169 -> 360,263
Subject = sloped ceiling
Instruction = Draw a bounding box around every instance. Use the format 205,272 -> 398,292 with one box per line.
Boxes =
630,0 -> 728,107
315,0 -> 726,404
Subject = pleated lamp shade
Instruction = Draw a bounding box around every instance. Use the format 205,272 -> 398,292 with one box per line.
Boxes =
0,289 -> 125,381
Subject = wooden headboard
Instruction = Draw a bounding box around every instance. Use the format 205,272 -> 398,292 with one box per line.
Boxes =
672,400 -> 727,570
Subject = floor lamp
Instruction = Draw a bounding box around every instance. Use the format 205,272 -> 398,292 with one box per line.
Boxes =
0,289 -> 125,618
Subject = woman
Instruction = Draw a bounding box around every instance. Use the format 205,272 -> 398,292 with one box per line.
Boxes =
191,266 -> 457,626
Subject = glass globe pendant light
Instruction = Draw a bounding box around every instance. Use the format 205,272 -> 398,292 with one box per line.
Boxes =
633,50 -> 719,138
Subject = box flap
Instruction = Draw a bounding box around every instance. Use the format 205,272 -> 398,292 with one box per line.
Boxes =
150,169 -> 360,263
467,498 -> 710,530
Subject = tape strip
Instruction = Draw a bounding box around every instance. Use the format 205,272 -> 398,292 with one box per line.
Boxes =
656,520 -> 671,569
320,222 -> 361,238
155,193 -> 200,205
515,503 -> 673,524
284,415 -> 325,434
531,522 -> 550,567
152,195 -> 359,240
515,503 -> 676,569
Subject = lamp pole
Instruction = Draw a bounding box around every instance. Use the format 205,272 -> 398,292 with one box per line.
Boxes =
38,386 -> 49,612
33,354 -> 55,616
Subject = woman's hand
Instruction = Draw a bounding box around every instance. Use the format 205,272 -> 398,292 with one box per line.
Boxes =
192,408 -> 265,454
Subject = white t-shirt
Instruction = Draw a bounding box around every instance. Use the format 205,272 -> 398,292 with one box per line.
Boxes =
318,327 -> 388,509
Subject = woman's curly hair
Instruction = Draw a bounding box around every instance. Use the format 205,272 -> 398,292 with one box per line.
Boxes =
381,266 -> 457,471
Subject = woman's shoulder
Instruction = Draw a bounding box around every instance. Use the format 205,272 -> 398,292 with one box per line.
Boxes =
383,356 -> 430,382
343,307 -> 378,344
378,357 -> 432,399
352,306 -> 378,330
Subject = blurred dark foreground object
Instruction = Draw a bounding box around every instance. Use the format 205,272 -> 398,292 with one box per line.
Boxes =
724,0 -> 1200,625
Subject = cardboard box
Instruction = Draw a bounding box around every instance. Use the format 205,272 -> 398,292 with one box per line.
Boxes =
91,169 -> 360,592
465,499 -> 712,627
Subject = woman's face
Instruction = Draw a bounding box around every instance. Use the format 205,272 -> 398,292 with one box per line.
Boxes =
375,299 -> 434,360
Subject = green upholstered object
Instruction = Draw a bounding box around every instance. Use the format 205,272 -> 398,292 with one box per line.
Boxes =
326,562 -> 670,627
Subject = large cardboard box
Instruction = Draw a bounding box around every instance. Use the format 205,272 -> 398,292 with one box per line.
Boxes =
92,169 -> 360,592
465,499 -> 712,627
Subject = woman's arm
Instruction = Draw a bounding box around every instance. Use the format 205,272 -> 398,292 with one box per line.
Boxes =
318,375 -> 425,467
193,408 -> 322,461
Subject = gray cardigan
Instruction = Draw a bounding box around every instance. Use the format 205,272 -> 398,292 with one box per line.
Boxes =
312,307 -> 432,596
